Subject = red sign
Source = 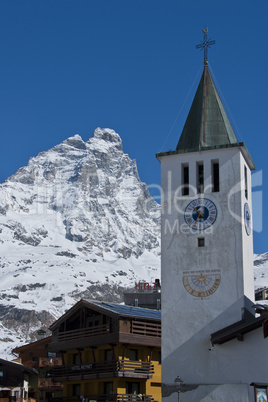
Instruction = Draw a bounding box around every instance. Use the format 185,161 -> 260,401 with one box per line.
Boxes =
135,282 -> 159,291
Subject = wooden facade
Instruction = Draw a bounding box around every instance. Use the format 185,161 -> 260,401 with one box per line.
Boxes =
13,336 -> 63,402
48,300 -> 161,402
0,358 -> 38,402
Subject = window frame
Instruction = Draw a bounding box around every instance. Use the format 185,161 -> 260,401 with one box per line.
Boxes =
212,160 -> 220,192
182,164 -> 189,196
196,162 -> 204,193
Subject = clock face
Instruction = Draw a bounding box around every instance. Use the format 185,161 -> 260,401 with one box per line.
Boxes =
184,198 -> 217,230
244,203 -> 251,236
182,270 -> 221,298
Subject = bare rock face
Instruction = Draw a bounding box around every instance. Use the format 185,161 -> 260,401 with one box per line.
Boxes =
0,128 -> 161,358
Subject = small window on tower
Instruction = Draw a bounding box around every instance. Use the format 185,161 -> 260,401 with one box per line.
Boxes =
245,166 -> 248,199
212,161 -> 220,192
182,164 -> 189,196
198,238 -> 205,247
197,162 -> 204,193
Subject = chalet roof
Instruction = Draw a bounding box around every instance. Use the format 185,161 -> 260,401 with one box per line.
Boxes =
210,313 -> 268,345
93,300 -> 161,320
49,299 -> 161,331
12,335 -> 52,354
0,358 -> 38,375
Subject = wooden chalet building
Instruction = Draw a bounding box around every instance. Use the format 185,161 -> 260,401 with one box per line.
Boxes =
0,358 -> 38,402
48,299 -> 161,402
12,336 -> 63,402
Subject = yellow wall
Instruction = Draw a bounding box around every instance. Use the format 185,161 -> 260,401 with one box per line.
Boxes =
62,344 -> 161,401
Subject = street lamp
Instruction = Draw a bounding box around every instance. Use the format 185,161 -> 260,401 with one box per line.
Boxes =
174,376 -> 183,402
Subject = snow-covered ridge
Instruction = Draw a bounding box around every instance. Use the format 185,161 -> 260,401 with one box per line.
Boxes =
0,127 -> 267,360
0,128 -> 161,358
254,253 -> 268,289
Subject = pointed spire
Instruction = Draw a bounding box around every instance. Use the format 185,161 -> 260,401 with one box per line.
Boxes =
176,66 -> 239,152
156,29 -> 255,171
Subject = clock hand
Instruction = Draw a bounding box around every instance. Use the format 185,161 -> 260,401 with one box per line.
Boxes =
193,206 -> 204,217
193,210 -> 204,226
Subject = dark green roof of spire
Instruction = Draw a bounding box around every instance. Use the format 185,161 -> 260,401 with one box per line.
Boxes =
156,65 -> 255,170
176,66 -> 238,151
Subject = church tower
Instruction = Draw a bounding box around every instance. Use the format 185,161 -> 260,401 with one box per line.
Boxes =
156,30 -> 256,401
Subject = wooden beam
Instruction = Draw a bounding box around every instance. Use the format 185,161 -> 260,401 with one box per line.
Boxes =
263,318 -> 268,338
110,344 -> 116,360
237,333 -> 244,342
122,345 -> 128,361
60,351 -> 66,366
91,347 -> 96,363
149,348 -> 154,362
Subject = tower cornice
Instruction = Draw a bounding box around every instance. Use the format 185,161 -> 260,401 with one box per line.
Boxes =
156,141 -> 255,171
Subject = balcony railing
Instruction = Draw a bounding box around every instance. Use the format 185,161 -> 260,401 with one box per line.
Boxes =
0,399 -> 36,402
51,360 -> 154,380
51,395 -> 153,402
57,324 -> 109,342
39,357 -> 63,367
54,321 -> 161,345
131,321 -> 161,338
38,378 -> 63,388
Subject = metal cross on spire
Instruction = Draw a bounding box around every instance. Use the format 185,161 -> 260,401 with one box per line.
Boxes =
196,27 -> 215,66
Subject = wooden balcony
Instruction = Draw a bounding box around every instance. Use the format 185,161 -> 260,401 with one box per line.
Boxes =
57,324 -> 109,342
119,320 -> 161,347
49,321 -> 161,351
0,399 -> 36,402
39,357 -> 63,367
51,360 -> 154,381
50,324 -> 116,351
38,378 -> 63,389
51,395 -> 153,402
131,321 -> 161,338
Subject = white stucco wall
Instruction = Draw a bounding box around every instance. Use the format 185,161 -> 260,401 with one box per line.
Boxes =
163,325 -> 268,401
159,146 -> 259,401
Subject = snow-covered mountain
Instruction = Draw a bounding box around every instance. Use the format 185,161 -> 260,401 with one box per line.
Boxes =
0,127 -> 267,360
0,128 -> 161,358
253,253 -> 268,290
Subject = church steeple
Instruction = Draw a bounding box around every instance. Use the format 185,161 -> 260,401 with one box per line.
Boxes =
156,28 -> 255,171
176,65 -> 239,152
158,30 -> 259,402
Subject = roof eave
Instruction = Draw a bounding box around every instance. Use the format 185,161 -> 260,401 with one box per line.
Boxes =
239,144 -> 256,170
49,299 -> 161,331
49,299 -> 121,331
211,314 -> 268,345
93,301 -> 161,322
12,336 -> 52,353
0,358 -> 38,375
156,142 -> 255,170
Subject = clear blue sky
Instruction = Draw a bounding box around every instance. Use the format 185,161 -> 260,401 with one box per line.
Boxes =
0,0 -> 267,253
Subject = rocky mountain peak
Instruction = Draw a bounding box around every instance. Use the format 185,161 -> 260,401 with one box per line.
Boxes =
63,134 -> 87,150
90,127 -> 122,147
87,128 -> 123,156
0,127 -> 161,358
